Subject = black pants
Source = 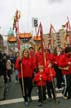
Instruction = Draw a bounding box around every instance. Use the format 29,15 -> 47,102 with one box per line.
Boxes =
46,81 -> 56,99
54,65 -> 64,88
19,78 -> 33,102
7,70 -> 12,82
37,86 -> 46,102
63,74 -> 71,98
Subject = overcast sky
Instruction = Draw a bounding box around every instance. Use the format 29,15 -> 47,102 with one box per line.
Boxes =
0,0 -> 71,35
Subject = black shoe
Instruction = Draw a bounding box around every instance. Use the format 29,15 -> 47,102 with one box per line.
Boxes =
28,97 -> 32,102
67,97 -> 71,99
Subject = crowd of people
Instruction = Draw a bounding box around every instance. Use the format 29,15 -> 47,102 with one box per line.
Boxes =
0,46 -> 71,106
0,51 -> 16,100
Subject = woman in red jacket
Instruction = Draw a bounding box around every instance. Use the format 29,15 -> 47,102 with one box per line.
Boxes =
15,49 -> 34,106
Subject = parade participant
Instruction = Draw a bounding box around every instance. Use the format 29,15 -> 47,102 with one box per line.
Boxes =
29,47 -> 37,74
45,48 -> 55,66
36,47 -> 46,68
45,60 -> 56,101
33,65 -> 47,106
59,46 -> 71,99
45,48 -> 50,61
53,47 -> 64,89
15,49 -> 34,106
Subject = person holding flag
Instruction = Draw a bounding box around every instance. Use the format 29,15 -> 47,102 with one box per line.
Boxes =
33,65 -> 47,106
45,60 -> 56,101
17,49 -> 34,106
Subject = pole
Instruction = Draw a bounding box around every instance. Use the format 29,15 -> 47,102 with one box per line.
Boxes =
39,23 -> 46,66
50,68 -> 61,104
40,74 -> 43,103
50,68 -> 56,102
13,10 -> 25,96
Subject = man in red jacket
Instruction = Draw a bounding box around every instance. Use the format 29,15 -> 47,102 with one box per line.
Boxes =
35,47 -> 45,67
59,46 -> 71,99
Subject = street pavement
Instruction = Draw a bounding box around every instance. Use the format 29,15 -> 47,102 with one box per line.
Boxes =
0,72 -> 71,108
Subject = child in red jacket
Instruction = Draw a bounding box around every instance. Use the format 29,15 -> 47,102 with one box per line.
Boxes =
33,65 -> 47,106
45,61 -> 56,100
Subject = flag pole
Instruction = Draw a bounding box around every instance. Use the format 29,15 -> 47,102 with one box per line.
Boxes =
39,22 -> 46,66
13,10 -> 25,96
50,68 -> 56,102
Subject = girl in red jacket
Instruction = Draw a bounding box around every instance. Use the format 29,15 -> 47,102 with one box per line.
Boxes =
45,61 -> 56,100
15,49 -> 34,106
33,65 -> 47,106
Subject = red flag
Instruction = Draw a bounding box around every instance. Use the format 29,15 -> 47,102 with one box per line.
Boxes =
16,21 -> 20,50
13,10 -> 21,51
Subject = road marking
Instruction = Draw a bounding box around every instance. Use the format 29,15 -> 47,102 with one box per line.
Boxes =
0,93 -> 62,105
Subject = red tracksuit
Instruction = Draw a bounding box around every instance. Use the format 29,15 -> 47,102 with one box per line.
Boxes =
58,53 -> 71,75
58,53 -> 71,99
53,54 -> 64,88
15,57 -> 34,102
45,66 -> 56,99
33,71 -> 47,102
35,51 -> 45,66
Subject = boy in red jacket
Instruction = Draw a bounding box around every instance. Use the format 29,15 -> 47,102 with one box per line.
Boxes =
33,65 -> 47,106
45,61 -> 56,100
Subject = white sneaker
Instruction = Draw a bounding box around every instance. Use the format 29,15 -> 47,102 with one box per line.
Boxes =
25,102 -> 29,106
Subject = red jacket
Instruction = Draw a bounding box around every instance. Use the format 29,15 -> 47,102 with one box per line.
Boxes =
22,57 -> 34,78
54,54 -> 63,66
36,52 -> 45,66
59,53 -> 71,75
30,54 -> 37,69
46,53 -> 55,64
45,67 -> 56,81
33,71 -> 47,86
15,57 -> 34,78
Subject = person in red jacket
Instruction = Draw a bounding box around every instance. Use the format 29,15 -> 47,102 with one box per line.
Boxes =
29,47 -> 37,74
35,47 -> 45,68
58,46 -> 71,99
53,47 -> 64,89
33,65 -> 47,106
15,49 -> 34,106
45,60 -> 56,100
